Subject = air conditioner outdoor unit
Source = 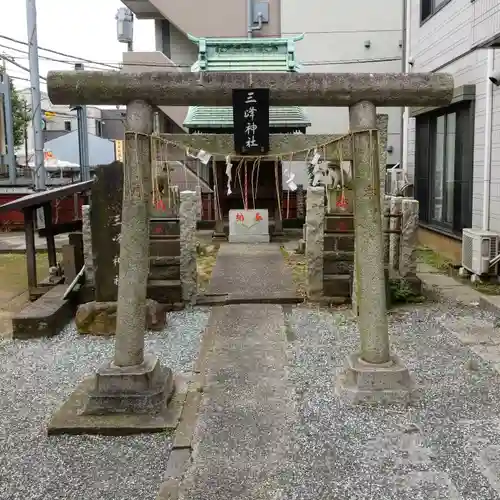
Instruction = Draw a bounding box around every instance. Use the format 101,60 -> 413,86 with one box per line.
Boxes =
462,228 -> 500,275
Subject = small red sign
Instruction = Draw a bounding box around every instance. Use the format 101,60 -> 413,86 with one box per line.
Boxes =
336,195 -> 348,208
155,199 -> 166,211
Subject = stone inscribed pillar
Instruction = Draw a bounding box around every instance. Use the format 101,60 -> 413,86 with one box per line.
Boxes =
296,184 -> 305,219
82,205 -> 94,286
90,162 -> 124,303
180,190 -> 197,302
306,186 -> 325,299
400,198 -> 419,277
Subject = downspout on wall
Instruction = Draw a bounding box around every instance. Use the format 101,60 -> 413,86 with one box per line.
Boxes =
482,48 -> 495,231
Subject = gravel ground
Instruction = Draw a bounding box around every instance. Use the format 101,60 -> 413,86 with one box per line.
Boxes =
0,307 -> 210,500
281,303 -> 500,500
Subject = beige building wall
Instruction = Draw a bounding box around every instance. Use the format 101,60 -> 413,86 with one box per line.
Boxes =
280,0 -> 403,164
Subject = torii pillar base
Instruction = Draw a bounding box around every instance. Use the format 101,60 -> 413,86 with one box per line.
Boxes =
336,353 -> 416,405
47,355 -> 181,436
82,354 -> 174,415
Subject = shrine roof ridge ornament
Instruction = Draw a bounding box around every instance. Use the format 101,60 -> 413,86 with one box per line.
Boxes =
187,33 -> 305,73
46,71 -> 454,108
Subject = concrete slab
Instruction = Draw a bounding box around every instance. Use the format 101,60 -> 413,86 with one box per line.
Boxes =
12,284 -> 74,339
47,377 -> 186,436
208,243 -> 295,297
177,304 -> 295,500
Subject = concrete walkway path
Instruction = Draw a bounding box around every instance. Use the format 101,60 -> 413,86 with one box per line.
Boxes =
176,243 -> 296,499
208,243 -> 296,297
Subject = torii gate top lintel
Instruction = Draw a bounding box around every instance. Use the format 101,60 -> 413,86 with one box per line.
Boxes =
46,71 -> 454,108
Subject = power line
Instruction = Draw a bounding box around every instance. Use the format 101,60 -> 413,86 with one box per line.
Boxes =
0,34 -> 119,70
114,56 -> 403,68
0,35 -> 401,69
0,53 -> 47,80
0,43 -> 117,71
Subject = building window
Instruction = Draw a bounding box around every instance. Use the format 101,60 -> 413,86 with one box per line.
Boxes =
420,0 -> 449,22
414,103 -> 473,235
95,119 -> 102,137
64,121 -> 71,131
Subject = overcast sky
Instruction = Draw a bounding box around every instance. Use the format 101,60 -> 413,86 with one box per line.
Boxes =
0,0 -> 155,91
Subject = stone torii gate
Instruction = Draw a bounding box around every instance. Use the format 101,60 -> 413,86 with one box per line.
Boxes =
47,71 -> 453,427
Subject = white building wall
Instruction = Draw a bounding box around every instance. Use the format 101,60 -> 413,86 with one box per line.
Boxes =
281,0 -> 403,164
407,0 -> 500,232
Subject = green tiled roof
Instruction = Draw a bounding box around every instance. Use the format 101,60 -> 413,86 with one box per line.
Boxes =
184,106 -> 310,129
188,34 -> 304,72
184,34 -> 309,131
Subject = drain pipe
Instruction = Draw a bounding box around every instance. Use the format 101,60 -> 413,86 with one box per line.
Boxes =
247,0 -> 263,37
482,48 -> 495,231
247,0 -> 253,37
401,0 -> 411,175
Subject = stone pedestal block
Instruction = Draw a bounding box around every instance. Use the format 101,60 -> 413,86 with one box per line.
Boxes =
306,187 -> 325,299
180,191 -> 198,302
336,353 -> 415,405
75,299 -> 167,336
83,354 -> 174,415
82,205 -> 94,285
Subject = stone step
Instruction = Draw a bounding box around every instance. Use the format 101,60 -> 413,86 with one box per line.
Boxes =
325,214 -> 354,233
150,219 -> 180,238
149,266 -> 180,280
150,256 -> 180,267
324,260 -> 354,275
323,274 -> 351,297
324,233 -> 354,252
150,239 -> 181,257
323,250 -> 354,261
147,279 -> 182,303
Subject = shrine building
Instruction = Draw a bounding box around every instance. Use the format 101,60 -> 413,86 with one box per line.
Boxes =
184,34 -> 311,237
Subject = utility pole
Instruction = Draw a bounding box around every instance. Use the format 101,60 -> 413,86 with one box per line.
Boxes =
24,101 -> 29,168
26,0 -> 45,192
74,63 -> 90,182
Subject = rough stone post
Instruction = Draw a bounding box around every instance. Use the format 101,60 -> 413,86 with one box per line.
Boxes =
389,196 -> 402,270
180,190 -> 198,302
195,185 -> 202,220
296,184 -> 305,219
376,114 -> 389,211
400,198 -> 419,277
82,204 -> 94,285
350,101 -> 390,365
306,186 -> 325,299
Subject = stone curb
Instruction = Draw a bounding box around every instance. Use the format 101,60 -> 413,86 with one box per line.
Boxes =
195,293 -> 303,306
155,311 -> 218,500
479,296 -> 500,316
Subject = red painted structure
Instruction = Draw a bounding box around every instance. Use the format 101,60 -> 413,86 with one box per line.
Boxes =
0,193 -> 86,228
